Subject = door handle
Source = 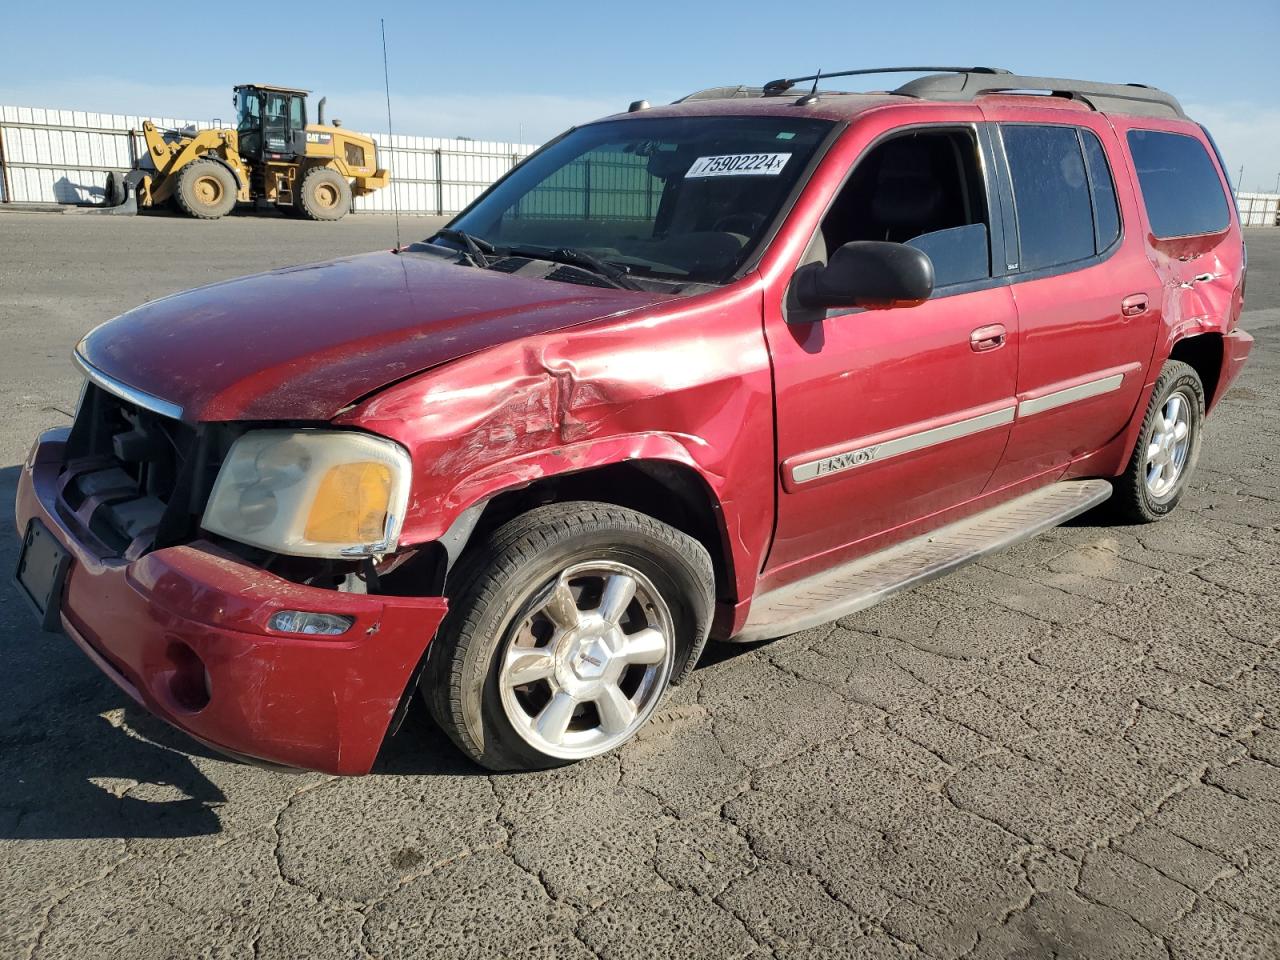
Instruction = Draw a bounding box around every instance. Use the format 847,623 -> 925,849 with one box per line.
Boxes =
969,324 -> 1007,352
1121,294 -> 1149,317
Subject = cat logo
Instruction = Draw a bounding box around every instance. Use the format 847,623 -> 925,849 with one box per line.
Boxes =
306,132 -> 333,145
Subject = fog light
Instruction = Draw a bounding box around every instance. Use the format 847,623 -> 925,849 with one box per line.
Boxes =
269,610 -> 354,636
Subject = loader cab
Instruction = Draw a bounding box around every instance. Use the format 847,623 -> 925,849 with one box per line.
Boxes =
234,84 -> 308,162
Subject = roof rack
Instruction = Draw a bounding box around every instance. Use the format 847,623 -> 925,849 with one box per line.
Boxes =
678,67 -> 1186,120
762,66 -> 1009,96
893,71 -> 1186,119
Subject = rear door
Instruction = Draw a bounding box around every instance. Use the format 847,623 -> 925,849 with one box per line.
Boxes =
985,116 -> 1161,488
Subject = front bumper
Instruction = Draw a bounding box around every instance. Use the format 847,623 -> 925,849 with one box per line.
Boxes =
15,429 -> 448,775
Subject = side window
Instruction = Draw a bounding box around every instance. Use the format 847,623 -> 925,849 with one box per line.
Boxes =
1080,130 -> 1120,252
1001,125 -> 1095,271
1126,129 -> 1230,239
820,128 -> 992,288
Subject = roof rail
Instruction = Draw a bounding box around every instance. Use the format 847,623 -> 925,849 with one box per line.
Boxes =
893,71 -> 1186,119
762,66 -> 1010,96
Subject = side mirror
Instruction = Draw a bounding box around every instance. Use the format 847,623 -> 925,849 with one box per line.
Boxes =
794,241 -> 934,311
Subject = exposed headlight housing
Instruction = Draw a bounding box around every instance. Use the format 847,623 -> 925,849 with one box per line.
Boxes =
201,429 -> 412,559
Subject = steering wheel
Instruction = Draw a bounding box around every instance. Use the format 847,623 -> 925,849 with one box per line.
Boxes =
711,212 -> 766,236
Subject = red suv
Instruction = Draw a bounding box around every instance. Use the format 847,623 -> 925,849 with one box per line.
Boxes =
15,68 -> 1251,774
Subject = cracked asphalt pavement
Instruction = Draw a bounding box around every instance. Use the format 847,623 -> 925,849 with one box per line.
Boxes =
2,212 -> 1279,960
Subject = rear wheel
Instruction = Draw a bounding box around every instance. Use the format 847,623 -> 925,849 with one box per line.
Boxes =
297,166 -> 352,221
174,159 -> 237,219
423,503 -> 714,771
1110,359 -> 1204,523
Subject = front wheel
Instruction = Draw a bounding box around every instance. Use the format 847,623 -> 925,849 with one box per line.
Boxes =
296,166 -> 352,220
423,503 -> 714,771
1110,359 -> 1204,523
174,159 -> 238,219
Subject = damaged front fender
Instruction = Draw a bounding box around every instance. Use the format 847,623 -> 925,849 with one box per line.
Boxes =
336,280 -> 777,608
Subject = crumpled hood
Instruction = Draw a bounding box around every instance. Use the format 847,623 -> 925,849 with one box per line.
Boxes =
76,251 -> 667,422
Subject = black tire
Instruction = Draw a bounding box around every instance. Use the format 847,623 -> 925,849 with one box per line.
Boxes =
103,171 -> 125,207
296,166 -> 352,221
1110,359 -> 1204,523
174,159 -> 238,219
423,502 -> 715,771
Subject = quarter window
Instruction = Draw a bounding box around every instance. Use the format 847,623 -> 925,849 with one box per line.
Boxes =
1080,130 -> 1120,252
1126,129 -> 1229,239
1001,125 -> 1095,271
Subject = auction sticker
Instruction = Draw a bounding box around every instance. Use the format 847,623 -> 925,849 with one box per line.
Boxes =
685,153 -> 791,178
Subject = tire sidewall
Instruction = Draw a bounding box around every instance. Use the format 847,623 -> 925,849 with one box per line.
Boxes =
440,522 -> 708,770
177,161 -> 236,218
1137,367 -> 1204,517
300,168 -> 351,220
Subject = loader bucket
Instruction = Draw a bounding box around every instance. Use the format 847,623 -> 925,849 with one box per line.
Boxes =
88,169 -> 147,215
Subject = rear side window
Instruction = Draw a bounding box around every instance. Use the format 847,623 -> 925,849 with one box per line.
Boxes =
1080,131 -> 1120,252
1001,125 -> 1096,271
1126,129 -> 1230,238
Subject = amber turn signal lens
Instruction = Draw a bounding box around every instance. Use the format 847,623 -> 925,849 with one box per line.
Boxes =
304,461 -> 393,543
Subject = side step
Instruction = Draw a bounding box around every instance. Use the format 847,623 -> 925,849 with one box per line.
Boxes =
735,479 -> 1113,643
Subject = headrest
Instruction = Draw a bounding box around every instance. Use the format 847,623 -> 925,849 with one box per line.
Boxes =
869,141 -> 944,228
870,172 -> 944,228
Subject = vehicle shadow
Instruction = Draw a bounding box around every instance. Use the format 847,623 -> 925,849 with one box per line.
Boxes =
0,465 -> 226,840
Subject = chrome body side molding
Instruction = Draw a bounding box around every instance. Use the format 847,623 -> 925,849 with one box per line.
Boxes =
1017,371 -> 1127,418
790,406 -> 1015,484
73,350 -> 185,421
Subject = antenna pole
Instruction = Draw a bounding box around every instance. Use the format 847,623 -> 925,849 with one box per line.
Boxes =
381,18 -> 402,251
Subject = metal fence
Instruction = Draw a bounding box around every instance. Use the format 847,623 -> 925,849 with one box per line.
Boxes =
1236,192 -> 1280,228
0,103 -> 540,215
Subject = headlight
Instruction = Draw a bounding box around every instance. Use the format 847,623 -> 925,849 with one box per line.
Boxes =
201,430 -> 412,558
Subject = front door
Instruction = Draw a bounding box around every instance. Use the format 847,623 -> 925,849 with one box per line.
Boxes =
763,123 -> 1019,578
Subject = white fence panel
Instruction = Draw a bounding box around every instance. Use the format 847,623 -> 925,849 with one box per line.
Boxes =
1237,192 -> 1279,227
0,102 -> 538,214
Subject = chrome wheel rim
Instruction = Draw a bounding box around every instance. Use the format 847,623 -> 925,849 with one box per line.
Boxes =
498,561 -> 674,760
1145,389 -> 1192,499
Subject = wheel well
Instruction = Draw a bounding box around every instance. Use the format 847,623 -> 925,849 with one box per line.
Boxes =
1169,334 -> 1224,409
460,462 -> 735,604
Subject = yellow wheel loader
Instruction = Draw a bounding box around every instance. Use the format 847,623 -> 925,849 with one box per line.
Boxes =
103,84 -> 389,220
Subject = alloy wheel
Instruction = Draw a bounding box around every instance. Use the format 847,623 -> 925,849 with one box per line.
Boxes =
1145,388 -> 1193,498
497,560 -> 674,760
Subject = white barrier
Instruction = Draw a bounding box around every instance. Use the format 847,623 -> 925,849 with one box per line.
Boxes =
0,104 -> 539,214
1237,192 -> 1280,228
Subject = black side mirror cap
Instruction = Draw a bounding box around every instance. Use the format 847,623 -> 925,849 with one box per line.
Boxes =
794,241 -> 935,311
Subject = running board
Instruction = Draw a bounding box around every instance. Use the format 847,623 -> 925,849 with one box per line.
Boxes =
735,479 -> 1113,643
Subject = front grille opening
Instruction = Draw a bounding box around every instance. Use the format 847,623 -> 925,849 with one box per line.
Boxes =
61,384 -> 216,557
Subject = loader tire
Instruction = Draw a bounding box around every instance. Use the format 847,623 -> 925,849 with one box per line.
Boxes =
175,160 -> 238,220
297,167 -> 352,221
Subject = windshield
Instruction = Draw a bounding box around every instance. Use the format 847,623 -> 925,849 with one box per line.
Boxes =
444,115 -> 834,285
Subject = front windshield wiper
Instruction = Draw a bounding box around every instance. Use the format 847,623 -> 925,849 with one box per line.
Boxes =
433,228 -> 496,268
504,245 -> 643,291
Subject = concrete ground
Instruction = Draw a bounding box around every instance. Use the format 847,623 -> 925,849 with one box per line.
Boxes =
1,211 -> 1278,960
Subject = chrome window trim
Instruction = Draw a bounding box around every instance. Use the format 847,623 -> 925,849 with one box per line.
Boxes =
73,350 -> 185,421
791,405 -> 1015,484
1017,372 -> 1125,418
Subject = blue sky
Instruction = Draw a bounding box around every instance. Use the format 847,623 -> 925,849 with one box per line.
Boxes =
3,0 -> 1278,190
